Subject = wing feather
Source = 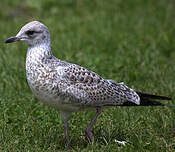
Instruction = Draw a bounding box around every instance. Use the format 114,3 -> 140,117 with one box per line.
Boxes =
57,64 -> 140,106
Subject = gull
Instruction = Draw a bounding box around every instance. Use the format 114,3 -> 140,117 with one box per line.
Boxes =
5,21 -> 171,148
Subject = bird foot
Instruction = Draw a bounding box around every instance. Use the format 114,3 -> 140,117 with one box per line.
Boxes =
85,129 -> 94,143
65,137 -> 71,150
65,144 -> 71,150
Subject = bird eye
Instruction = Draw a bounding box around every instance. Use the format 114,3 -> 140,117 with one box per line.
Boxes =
26,30 -> 35,36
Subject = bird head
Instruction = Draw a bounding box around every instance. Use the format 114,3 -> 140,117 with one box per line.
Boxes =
5,21 -> 51,47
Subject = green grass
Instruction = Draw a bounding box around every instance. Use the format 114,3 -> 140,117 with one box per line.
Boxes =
0,0 -> 175,151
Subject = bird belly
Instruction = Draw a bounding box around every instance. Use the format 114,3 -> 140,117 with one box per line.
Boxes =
29,84 -> 81,112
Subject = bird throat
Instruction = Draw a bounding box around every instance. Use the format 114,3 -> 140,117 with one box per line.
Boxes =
27,44 -> 52,61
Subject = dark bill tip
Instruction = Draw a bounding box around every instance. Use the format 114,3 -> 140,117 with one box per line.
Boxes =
5,36 -> 19,43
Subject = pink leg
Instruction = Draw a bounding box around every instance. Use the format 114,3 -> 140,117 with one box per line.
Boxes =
85,107 -> 102,143
64,119 -> 70,149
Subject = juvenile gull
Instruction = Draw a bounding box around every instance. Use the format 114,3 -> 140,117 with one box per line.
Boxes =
5,21 -> 171,148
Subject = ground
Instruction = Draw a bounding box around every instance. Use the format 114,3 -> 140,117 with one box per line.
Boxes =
0,0 -> 175,151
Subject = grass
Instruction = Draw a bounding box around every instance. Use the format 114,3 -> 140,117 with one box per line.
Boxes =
0,0 -> 175,151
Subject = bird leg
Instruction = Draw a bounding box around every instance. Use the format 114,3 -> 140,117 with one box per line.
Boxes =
64,119 -> 70,149
85,107 -> 102,143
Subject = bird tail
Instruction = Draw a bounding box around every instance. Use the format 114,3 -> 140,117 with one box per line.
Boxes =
121,91 -> 171,106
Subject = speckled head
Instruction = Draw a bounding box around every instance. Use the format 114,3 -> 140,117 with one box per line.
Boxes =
5,21 -> 51,47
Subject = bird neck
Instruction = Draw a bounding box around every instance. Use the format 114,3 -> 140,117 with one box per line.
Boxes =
27,43 -> 53,60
